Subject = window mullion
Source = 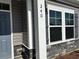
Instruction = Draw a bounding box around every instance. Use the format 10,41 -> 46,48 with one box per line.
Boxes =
62,11 -> 66,41
48,9 -> 51,44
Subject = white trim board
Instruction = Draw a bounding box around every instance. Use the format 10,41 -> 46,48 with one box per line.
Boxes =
10,0 -> 14,59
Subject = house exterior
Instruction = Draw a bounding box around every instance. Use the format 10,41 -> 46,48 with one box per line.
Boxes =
0,0 -> 79,59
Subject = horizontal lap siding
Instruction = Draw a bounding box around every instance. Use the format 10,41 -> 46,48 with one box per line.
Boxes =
12,0 -> 23,46
13,33 -> 23,46
22,0 -> 29,47
12,1 -> 23,59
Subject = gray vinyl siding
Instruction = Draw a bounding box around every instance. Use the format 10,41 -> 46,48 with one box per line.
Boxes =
12,0 -> 29,47
22,0 -> 29,48
12,0 -> 29,59
12,0 -> 23,46
12,0 -> 23,58
75,11 -> 79,38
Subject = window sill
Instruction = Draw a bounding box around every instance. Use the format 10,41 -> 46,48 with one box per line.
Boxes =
48,38 -> 75,46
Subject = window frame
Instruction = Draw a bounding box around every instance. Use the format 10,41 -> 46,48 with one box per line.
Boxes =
47,4 -> 75,45
65,12 -> 75,40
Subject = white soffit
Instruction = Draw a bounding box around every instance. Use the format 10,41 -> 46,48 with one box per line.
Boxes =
51,0 -> 79,8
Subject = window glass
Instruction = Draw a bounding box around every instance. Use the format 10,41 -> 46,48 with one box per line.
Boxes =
65,13 -> 69,19
0,3 -> 1,9
56,19 -> 62,25
56,11 -> 61,18
3,4 -> 10,10
50,27 -> 62,42
70,14 -> 74,19
65,13 -> 74,25
49,10 -> 62,25
50,10 -> 55,17
0,3 -> 10,10
0,11 -> 11,35
65,20 -> 70,25
66,27 -> 74,39
70,20 -> 74,25
50,18 -> 55,25
65,13 -> 74,39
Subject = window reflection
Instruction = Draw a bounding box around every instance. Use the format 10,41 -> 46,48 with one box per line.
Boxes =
50,27 -> 62,42
0,11 -> 11,35
65,13 -> 74,25
49,10 -> 62,25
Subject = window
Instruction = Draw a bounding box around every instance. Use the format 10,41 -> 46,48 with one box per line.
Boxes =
65,13 -> 74,39
0,3 -> 10,10
48,4 -> 75,45
49,10 -> 62,42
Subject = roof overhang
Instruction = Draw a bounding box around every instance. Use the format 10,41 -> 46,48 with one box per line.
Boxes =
48,0 -> 79,8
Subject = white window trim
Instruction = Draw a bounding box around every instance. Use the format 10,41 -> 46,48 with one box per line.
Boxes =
47,4 -> 75,45
10,1 -> 14,59
0,10 -> 10,12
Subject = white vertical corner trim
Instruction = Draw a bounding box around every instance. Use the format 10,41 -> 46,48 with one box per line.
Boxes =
37,0 -> 47,59
28,10 -> 33,49
27,0 -> 33,49
10,0 -> 14,59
